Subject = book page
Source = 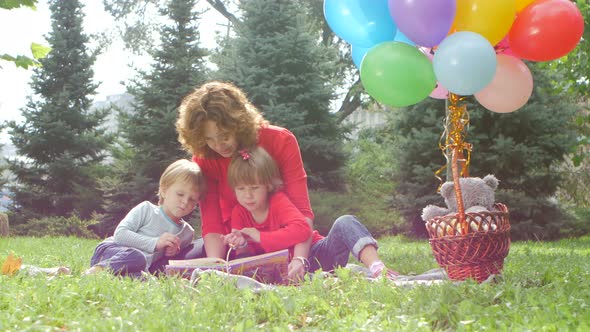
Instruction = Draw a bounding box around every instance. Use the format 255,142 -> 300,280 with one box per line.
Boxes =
168,257 -> 226,267
165,249 -> 290,284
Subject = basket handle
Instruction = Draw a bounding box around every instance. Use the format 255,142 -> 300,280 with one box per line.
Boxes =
451,147 -> 468,235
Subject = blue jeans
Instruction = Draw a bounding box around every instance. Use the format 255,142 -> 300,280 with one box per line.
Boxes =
90,238 -> 206,278
309,215 -> 378,272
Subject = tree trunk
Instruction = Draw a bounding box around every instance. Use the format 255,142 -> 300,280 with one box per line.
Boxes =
0,213 -> 8,237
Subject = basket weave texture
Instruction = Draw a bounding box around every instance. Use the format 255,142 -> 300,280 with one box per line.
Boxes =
425,203 -> 511,282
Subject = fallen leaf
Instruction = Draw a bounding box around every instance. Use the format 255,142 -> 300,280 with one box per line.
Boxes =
1,253 -> 23,276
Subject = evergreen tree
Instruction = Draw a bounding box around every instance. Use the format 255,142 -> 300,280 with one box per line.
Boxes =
6,0 -> 111,221
214,0 -> 346,189
386,66 -> 578,240
99,0 -> 208,234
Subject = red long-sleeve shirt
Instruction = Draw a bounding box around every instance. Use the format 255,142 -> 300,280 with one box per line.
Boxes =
231,191 -> 317,254
194,125 -> 314,237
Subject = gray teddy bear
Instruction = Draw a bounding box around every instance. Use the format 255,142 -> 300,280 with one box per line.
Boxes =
421,174 -> 499,222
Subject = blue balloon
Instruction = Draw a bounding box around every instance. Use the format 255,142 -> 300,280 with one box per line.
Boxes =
351,45 -> 371,68
433,32 -> 497,96
324,0 -> 397,47
393,29 -> 415,46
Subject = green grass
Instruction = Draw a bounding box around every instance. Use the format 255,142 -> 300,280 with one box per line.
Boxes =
1,236 -> 590,331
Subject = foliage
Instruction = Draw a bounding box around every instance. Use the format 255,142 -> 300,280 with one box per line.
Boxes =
10,216 -> 98,238
0,1 -> 52,69
1,236 -> 590,330
5,0 -> 112,221
100,0 -> 209,232
213,0 -> 346,189
310,190 -> 407,238
0,0 -> 37,10
0,42 -> 51,69
345,128 -> 397,198
381,65 -> 580,239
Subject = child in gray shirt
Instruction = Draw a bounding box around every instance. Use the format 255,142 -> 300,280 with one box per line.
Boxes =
84,159 -> 205,278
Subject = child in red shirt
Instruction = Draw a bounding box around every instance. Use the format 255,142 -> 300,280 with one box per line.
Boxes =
222,146 -> 312,262
223,147 -> 399,281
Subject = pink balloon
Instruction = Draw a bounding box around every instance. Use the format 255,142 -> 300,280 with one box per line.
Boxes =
495,35 -> 515,56
474,54 -> 533,113
430,83 -> 449,99
420,47 -> 449,99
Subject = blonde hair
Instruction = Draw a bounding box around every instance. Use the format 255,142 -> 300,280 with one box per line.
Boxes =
228,146 -> 282,191
158,159 -> 206,205
176,81 -> 268,158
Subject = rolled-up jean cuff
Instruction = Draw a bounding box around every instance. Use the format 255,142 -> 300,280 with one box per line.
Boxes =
352,236 -> 378,260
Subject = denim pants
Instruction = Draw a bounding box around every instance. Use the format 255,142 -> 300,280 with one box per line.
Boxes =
308,215 -> 378,272
89,238 -> 206,278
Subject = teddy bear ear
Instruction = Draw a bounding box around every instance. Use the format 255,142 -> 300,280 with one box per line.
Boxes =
440,181 -> 454,197
483,174 -> 499,190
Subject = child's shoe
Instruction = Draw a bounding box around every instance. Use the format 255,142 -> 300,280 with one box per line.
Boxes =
369,261 -> 400,281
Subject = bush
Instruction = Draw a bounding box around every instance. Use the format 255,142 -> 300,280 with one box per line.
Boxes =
11,215 -> 99,239
496,190 -> 587,241
310,190 -> 408,238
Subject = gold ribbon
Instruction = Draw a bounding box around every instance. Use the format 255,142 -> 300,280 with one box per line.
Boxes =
435,93 -> 472,189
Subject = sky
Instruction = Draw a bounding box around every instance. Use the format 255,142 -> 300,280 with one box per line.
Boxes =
0,1 -> 224,144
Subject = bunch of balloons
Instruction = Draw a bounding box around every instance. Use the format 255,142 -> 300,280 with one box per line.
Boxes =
324,0 -> 585,113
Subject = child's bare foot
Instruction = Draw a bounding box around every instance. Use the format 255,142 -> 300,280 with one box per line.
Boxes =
47,266 -> 71,276
83,265 -> 105,275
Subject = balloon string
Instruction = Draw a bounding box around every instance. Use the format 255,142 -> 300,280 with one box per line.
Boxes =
434,93 -> 472,190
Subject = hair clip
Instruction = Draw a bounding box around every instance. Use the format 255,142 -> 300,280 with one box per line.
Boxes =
239,149 -> 250,160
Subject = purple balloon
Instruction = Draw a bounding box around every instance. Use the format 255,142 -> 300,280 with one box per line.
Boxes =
389,0 -> 456,47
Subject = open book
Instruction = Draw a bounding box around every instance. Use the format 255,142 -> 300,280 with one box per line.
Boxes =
165,249 -> 289,285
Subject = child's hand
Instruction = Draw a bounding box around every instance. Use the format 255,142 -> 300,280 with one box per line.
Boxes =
156,233 -> 180,253
287,259 -> 306,283
239,228 -> 261,243
223,230 -> 247,248
164,244 -> 180,257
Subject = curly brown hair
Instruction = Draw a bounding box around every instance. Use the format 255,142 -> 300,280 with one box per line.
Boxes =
176,81 -> 268,158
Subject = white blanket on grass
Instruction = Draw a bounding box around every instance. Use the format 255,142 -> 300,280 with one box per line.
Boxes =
190,265 -> 449,291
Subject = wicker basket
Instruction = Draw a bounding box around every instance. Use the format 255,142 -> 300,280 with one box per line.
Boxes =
425,203 -> 511,282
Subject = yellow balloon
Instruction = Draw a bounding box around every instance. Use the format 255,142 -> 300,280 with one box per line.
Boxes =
515,0 -> 536,12
454,0 -> 516,46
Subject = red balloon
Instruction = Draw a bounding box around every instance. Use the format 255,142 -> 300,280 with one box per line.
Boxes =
508,0 -> 584,62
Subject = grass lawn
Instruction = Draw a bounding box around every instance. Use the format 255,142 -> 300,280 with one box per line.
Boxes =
1,235 -> 589,331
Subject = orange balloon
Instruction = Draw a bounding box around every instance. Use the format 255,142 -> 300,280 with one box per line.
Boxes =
475,55 -> 533,113
454,0 -> 516,45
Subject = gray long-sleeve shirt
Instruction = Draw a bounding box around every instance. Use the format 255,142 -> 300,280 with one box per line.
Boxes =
103,201 -> 195,267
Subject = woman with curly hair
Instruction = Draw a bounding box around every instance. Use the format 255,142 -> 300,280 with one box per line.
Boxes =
176,81 -> 313,279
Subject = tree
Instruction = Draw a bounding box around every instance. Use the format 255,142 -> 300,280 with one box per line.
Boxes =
99,0 -> 209,234
6,0 -> 112,221
213,0 -> 346,189
384,65 -> 579,240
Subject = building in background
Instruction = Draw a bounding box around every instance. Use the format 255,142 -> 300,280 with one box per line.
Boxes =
342,104 -> 388,139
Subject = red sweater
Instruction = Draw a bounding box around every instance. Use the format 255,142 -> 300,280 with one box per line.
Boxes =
194,125 -> 314,237
231,192 -> 318,254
